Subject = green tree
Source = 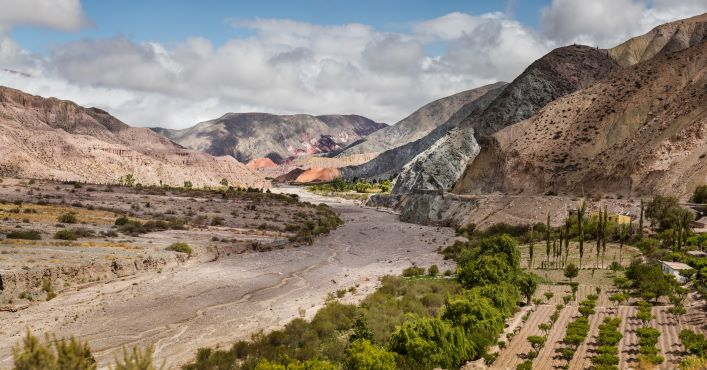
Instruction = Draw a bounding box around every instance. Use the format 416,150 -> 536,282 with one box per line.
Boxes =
183,181 -> 193,189
639,199 -> 644,238
349,315 -> 374,342
219,178 -> 229,187
564,263 -> 578,284
546,212 -> 551,266
344,339 -> 396,370
578,201 -> 586,268
528,226 -> 535,269
527,335 -> 546,352
389,317 -> 475,369
692,185 -> 707,204
517,273 -> 539,305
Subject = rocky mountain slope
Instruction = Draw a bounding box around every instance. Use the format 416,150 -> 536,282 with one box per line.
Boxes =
0,86 -> 268,188
392,45 -> 620,193
334,85 -> 501,157
609,13 -> 706,66
339,82 -> 507,180
454,39 -> 706,199
152,113 -> 386,164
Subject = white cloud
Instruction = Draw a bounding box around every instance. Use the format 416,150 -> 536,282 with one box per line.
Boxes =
0,1 -> 704,129
0,0 -> 92,32
541,0 -> 707,47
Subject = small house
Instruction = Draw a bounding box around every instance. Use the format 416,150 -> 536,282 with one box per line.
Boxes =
687,250 -> 707,258
660,261 -> 693,283
589,211 -> 632,225
692,217 -> 707,232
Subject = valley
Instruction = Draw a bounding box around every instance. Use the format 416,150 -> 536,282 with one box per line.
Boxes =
0,181 -> 454,369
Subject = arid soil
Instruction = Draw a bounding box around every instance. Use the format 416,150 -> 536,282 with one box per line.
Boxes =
0,185 -> 454,369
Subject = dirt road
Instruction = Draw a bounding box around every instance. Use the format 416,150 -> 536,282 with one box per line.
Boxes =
0,187 -> 454,369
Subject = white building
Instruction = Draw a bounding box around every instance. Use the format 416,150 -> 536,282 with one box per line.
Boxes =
660,261 -> 693,283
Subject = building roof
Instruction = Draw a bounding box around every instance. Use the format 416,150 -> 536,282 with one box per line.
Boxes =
687,250 -> 707,257
661,261 -> 693,270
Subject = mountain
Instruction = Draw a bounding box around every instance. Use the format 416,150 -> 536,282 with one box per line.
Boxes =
0,86 -> 268,188
609,13 -> 706,67
454,38 -> 706,199
338,82 -> 507,180
334,85 -> 501,157
152,113 -> 386,164
391,45 -> 620,193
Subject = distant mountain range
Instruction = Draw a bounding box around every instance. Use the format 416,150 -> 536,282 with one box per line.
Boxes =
0,86 -> 267,188
151,113 -> 386,165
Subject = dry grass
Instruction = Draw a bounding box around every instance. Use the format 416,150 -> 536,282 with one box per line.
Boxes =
0,203 -> 117,225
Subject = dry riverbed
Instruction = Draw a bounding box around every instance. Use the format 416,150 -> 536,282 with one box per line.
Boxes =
0,184 -> 454,368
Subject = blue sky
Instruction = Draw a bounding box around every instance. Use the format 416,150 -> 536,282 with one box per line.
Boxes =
11,1 -> 549,54
0,0 -> 705,127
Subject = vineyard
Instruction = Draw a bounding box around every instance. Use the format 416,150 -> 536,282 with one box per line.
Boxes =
491,241 -> 707,370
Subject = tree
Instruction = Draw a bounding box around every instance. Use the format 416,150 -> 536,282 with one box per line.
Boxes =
564,263 -> 578,284
608,293 -> 626,311
527,335 -> 546,352
538,323 -> 551,336
636,301 -> 653,325
578,201 -> 586,268
183,181 -> 193,189
528,226 -> 535,269
645,195 -> 685,231
601,206 -> 608,268
219,178 -> 229,187
546,212 -> 551,266
349,315 -> 374,342
618,224 -> 627,265
564,216 -> 571,266
458,254 -> 514,288
345,339 -> 396,370
639,199 -> 644,238
389,317 -> 475,369
692,185 -> 707,204
595,208 -> 602,269
517,273 -> 539,305
544,291 -> 554,302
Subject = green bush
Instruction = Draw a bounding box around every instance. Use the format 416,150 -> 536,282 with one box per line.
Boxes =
6,230 -> 41,240
12,331 -> 96,370
692,185 -> 707,204
54,229 -> 77,241
345,339 -> 396,370
401,266 -> 425,277
389,317 -> 474,369
166,242 -> 192,255
427,264 -> 439,277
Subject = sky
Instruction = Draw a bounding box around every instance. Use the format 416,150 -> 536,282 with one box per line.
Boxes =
0,0 -> 705,129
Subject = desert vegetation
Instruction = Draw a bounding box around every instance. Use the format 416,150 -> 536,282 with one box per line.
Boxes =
307,178 -> 392,198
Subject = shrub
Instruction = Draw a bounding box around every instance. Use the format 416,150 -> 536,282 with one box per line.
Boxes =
166,242 -> 192,255
692,185 -> 707,204
345,339 -> 396,370
115,216 -> 129,226
54,229 -> 77,241
12,331 -> 95,370
402,266 -> 425,277
6,230 -> 41,240
427,265 -> 439,277
58,212 -> 77,224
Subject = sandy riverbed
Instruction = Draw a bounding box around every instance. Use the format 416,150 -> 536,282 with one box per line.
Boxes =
0,186 -> 454,369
